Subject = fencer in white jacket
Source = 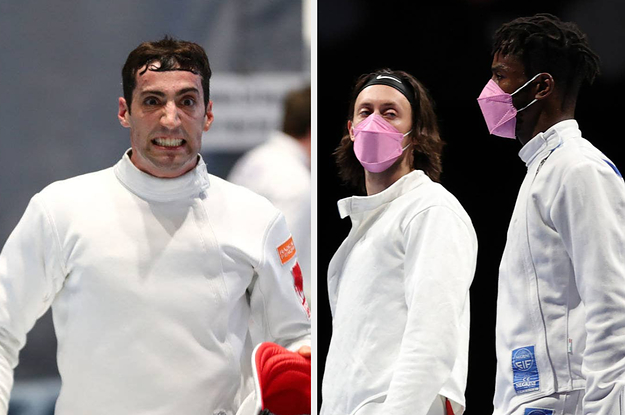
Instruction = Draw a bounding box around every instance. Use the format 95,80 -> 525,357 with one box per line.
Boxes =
0,37 -> 311,415
493,120 -> 625,415
0,153 -> 311,414
478,13 -> 625,415
321,69 -> 477,415
323,171 -> 477,415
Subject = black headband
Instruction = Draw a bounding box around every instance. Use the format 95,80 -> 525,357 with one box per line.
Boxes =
357,74 -> 417,109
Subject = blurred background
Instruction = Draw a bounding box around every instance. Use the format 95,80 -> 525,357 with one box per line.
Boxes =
317,0 -> 625,413
0,1 -> 310,413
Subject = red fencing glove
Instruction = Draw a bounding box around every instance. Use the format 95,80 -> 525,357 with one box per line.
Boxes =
251,342 -> 311,415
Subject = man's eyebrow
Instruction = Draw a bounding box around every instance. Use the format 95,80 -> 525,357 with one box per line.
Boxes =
379,101 -> 401,108
357,99 -> 401,106
177,87 -> 200,96
491,64 -> 507,72
140,90 -> 166,97
356,100 -> 402,109
139,87 -> 200,97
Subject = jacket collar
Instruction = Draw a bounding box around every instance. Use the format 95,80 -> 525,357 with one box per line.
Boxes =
114,149 -> 211,202
518,119 -> 580,167
337,170 -> 427,219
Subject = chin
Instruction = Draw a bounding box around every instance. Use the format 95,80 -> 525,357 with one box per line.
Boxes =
162,160 -> 198,177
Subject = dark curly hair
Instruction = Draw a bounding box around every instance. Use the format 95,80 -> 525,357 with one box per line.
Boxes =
122,36 -> 212,114
493,13 -> 600,103
334,69 -> 444,191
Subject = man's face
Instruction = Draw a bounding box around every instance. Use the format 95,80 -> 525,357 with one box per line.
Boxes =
348,84 -> 412,147
490,52 -> 538,138
118,66 -> 213,178
492,51 -> 532,90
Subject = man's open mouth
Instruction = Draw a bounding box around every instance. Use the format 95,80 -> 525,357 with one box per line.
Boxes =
152,138 -> 185,147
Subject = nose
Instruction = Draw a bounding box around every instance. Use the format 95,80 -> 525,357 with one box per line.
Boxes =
160,101 -> 182,130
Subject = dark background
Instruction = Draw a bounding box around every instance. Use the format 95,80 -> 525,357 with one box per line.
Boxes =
316,0 -> 625,412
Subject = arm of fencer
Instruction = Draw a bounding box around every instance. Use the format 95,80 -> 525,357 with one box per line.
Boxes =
0,195 -> 62,413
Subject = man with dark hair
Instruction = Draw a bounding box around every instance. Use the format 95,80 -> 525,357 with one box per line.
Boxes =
477,13 -> 625,415
0,37 -> 310,415
228,85 -> 312,305
122,36 -> 213,113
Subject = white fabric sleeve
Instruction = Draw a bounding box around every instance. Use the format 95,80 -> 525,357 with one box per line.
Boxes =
550,162 -> 625,415
271,187 -> 312,307
249,212 -> 311,351
382,206 -> 476,415
0,195 -> 64,413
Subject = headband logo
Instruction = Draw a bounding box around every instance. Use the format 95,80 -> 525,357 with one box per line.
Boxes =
376,75 -> 402,84
358,73 -> 416,109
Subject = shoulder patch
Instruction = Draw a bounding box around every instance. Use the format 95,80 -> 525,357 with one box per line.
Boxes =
277,236 -> 296,265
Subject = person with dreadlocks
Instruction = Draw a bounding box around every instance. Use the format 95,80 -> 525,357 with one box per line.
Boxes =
321,69 -> 477,415
477,13 -> 625,415
0,37 -> 311,414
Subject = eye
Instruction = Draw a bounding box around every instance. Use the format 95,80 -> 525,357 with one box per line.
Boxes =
357,109 -> 371,117
383,110 -> 397,119
181,97 -> 196,107
143,97 -> 160,106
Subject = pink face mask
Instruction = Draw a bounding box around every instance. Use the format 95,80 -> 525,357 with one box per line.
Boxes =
352,113 -> 411,173
477,73 -> 540,139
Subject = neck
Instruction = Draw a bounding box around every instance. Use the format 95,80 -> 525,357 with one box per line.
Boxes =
364,161 -> 413,196
518,99 -> 576,146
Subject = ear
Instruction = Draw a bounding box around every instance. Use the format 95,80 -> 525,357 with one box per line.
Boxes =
347,120 -> 354,141
203,100 -> 214,132
535,73 -> 555,101
118,97 -> 131,128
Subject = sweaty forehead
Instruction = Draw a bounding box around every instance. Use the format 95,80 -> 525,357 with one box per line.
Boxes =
139,59 -> 199,75
355,84 -> 411,108
134,67 -> 203,95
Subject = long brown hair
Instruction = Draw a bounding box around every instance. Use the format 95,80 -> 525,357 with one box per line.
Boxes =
334,69 -> 444,191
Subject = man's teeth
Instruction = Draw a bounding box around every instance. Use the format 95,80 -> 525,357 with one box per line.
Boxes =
154,138 -> 183,147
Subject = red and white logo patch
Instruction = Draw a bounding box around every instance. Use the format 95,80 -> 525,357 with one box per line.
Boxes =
291,262 -> 310,318
277,236 -> 296,265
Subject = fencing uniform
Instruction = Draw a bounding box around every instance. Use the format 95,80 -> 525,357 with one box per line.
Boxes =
228,131 -> 311,304
321,170 -> 477,415
493,120 -> 625,415
0,151 -> 311,415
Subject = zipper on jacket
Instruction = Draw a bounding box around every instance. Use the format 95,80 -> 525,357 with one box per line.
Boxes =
535,141 -> 563,176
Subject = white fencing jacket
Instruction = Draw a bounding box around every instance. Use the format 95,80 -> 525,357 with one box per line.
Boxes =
0,151 -> 311,415
228,131 -> 311,304
493,120 -> 625,415
321,170 -> 477,415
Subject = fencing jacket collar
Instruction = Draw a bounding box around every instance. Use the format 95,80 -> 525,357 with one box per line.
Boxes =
113,149 -> 211,202
337,170 -> 426,219
518,119 -> 577,167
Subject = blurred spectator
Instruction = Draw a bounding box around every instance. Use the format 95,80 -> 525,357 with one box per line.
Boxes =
229,85 -> 312,305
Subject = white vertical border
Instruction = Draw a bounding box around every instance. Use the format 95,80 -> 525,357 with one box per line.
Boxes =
305,0 -> 319,412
